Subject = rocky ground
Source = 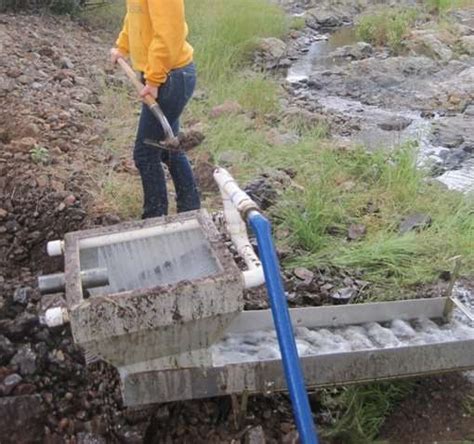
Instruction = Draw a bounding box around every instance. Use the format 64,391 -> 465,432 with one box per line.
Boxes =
1,3 -> 474,444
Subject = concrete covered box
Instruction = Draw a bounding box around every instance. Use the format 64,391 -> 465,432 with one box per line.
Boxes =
62,210 -> 244,369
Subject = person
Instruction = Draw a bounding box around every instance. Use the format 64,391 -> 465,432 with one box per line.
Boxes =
110,0 -> 201,219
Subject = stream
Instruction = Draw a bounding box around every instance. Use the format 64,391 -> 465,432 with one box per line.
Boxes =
286,25 -> 474,193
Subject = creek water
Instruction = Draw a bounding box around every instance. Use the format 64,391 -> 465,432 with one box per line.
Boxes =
286,27 -> 474,193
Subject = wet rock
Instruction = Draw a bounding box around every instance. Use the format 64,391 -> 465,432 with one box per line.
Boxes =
13,286 -> 33,305
0,395 -> 45,444
460,35 -> 474,56
347,223 -> 367,241
0,335 -> 16,364
246,425 -> 266,444
464,105 -> 474,117
378,116 -> 412,131
306,8 -> 346,29
431,117 -> 473,148
11,345 -> 37,375
399,213 -> 432,234
2,373 -> 22,395
210,100 -> 242,119
330,42 -> 373,60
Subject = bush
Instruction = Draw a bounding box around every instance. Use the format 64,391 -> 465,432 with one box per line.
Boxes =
356,7 -> 419,53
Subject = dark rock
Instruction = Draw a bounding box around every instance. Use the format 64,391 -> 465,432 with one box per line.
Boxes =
13,286 -> 33,305
11,345 -> 37,375
331,287 -> 356,304
0,335 -> 16,364
378,116 -> 412,131
1,312 -> 39,340
0,395 -> 45,443
399,213 -> 432,234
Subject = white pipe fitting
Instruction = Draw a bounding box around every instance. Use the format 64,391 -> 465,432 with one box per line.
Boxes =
47,240 -> 65,257
214,168 -> 265,289
42,307 -> 70,328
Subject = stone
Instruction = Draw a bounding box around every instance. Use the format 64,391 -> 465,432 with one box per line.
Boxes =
409,32 -> 453,62
76,433 -> 107,444
348,224 -> 367,241
60,56 -> 74,69
294,267 -> 314,282
0,335 -> 16,365
0,395 -> 45,444
331,287 -> 356,304
0,208 -> 8,219
399,213 -> 432,234
431,117 -> 472,149
13,286 -> 33,305
265,128 -> 299,146
257,37 -> 286,61
464,105 -> 474,117
3,373 -> 22,395
378,116 -> 412,131
74,102 -> 96,115
210,100 -> 242,119
330,42 -> 373,60
246,425 -> 266,444
15,137 -> 37,152
11,345 -> 37,375
460,35 -> 474,56
306,8 -> 345,29
282,430 -> 299,444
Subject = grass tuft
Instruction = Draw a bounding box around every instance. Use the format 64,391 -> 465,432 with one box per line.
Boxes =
356,7 -> 420,53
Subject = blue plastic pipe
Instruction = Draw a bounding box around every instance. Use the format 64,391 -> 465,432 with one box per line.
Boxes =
248,211 -> 319,444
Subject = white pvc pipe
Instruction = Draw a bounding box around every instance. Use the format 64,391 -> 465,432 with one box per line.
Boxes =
47,219 -> 200,255
214,168 -> 265,289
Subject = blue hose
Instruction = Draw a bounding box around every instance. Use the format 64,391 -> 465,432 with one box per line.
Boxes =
248,211 -> 319,444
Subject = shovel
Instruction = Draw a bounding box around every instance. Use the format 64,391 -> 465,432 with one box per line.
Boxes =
117,58 -> 203,152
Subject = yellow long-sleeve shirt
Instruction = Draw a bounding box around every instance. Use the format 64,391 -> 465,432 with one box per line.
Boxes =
115,0 -> 193,86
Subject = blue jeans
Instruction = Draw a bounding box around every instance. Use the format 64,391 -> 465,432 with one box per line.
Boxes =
133,63 -> 201,219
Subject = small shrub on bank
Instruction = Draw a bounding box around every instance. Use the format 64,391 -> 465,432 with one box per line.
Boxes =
356,7 -> 420,53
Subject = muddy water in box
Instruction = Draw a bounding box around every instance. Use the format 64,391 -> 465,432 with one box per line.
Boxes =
80,227 -> 220,295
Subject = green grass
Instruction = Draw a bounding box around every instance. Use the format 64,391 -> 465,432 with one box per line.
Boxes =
322,382 -> 415,443
356,7 -> 420,54
186,0 -> 288,97
425,0 -> 473,13
276,144 -> 474,298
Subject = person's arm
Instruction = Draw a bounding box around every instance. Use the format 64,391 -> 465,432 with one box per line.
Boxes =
115,13 -> 130,57
144,0 -> 187,87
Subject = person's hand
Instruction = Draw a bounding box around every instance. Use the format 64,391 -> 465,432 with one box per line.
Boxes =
139,84 -> 158,99
110,48 -> 125,65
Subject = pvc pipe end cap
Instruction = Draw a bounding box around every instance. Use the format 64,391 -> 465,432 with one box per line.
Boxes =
44,307 -> 68,328
47,240 -> 63,257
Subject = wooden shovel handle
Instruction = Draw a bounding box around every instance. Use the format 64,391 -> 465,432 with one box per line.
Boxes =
117,57 -> 155,107
116,57 -> 176,141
